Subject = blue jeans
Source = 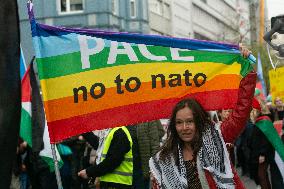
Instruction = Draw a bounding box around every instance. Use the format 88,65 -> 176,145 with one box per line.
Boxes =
19,172 -> 29,189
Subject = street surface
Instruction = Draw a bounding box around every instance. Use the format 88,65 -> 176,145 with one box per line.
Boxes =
237,167 -> 258,189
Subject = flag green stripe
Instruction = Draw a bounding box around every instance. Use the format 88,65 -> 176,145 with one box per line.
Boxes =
256,119 -> 284,162
41,156 -> 63,172
36,46 -> 250,80
20,108 -> 32,147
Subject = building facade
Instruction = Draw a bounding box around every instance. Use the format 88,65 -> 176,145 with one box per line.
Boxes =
18,0 -> 150,62
148,0 -> 251,43
191,0 -> 250,43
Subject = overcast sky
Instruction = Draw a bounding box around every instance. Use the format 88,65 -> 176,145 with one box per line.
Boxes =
267,0 -> 284,19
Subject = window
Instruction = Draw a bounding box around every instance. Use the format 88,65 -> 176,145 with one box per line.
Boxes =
163,3 -> 170,19
149,0 -> 162,15
60,0 -> 83,13
112,0 -> 119,15
155,0 -> 162,15
130,0 -> 137,18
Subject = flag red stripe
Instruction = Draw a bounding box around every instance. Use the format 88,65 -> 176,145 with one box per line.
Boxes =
48,89 -> 238,143
21,66 -> 31,102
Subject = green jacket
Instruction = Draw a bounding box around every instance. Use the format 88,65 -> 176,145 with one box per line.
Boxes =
136,120 -> 165,178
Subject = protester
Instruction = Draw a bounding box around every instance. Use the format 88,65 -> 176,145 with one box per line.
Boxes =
60,135 -> 89,189
136,120 -> 165,189
259,98 -> 273,121
149,47 -> 256,189
249,98 -> 284,189
18,141 -> 30,189
26,146 -> 58,189
271,97 -> 284,121
61,132 -> 99,189
58,143 -> 73,189
218,109 -> 232,122
10,140 -> 28,189
78,126 -> 142,189
249,98 -> 273,189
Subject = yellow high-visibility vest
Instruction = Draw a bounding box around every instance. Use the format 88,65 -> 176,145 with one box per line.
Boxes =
100,126 -> 133,185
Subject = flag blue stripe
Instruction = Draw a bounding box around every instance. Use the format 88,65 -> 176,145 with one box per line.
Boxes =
32,27 -> 241,58
20,47 -> 26,79
31,25 -> 242,58
33,34 -> 116,58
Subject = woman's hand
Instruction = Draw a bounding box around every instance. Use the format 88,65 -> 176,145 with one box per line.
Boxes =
259,155 -> 265,164
239,44 -> 251,58
239,44 -> 256,71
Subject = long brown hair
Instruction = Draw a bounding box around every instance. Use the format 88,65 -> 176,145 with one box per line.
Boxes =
159,98 -> 212,165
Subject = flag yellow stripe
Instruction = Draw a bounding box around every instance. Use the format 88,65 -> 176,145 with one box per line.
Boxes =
44,74 -> 241,122
41,62 -> 241,101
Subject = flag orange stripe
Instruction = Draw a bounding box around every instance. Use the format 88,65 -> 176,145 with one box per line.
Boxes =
44,74 -> 240,122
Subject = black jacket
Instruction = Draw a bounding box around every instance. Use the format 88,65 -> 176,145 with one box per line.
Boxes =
249,125 -> 274,164
86,127 -> 142,189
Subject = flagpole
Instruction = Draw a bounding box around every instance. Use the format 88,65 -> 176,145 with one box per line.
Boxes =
51,144 -> 64,189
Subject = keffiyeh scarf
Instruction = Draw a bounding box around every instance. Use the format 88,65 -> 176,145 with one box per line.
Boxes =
95,128 -> 111,164
149,124 -> 235,189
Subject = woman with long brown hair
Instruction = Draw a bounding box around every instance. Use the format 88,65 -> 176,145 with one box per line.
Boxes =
149,49 -> 256,189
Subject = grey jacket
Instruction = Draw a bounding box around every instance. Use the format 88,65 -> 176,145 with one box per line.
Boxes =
136,120 -> 165,178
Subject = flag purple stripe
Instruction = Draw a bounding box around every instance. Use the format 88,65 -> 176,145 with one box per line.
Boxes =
33,22 -> 240,51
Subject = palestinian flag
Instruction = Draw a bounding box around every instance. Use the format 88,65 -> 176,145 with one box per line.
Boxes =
20,64 -> 63,171
20,65 -> 32,146
255,116 -> 284,161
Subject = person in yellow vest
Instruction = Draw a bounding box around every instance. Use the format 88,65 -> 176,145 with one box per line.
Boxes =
78,126 -> 136,189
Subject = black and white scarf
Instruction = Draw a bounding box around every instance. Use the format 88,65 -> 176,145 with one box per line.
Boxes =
149,124 -> 235,189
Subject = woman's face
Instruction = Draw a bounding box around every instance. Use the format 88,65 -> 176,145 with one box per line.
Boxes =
175,107 -> 196,143
275,97 -> 283,107
220,109 -> 232,121
250,108 -> 260,123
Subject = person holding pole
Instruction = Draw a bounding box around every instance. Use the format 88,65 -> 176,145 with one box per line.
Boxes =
149,47 -> 256,189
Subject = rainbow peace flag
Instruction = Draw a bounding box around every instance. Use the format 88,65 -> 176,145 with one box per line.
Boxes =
28,3 -> 253,143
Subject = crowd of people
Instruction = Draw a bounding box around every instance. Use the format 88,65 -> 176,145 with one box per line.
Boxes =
10,49 -> 284,189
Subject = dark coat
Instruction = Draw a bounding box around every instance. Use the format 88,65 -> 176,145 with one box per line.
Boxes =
136,120 -> 165,178
86,127 -> 142,189
249,122 -> 274,164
